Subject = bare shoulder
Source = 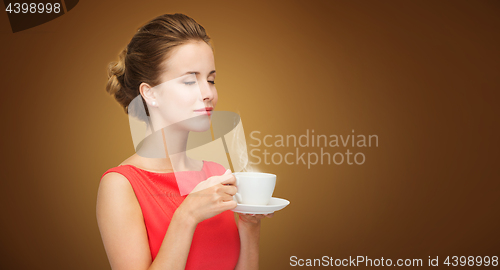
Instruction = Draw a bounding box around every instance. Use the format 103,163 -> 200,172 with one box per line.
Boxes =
97,172 -> 138,210
96,173 -> 151,269
97,171 -> 143,226
96,172 -> 143,232
98,153 -> 140,195
100,171 -> 131,187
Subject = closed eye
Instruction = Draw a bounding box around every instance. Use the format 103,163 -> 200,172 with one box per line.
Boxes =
184,81 -> 196,85
208,80 -> 215,85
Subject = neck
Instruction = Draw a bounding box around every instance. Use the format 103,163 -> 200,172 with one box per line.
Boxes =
136,124 -> 193,171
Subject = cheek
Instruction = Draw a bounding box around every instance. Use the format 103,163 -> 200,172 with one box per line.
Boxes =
166,88 -> 200,107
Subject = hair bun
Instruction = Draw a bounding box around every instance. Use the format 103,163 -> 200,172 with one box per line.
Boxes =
106,48 -> 129,113
106,48 -> 126,94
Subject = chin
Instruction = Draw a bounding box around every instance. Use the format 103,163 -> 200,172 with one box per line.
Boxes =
182,115 -> 211,132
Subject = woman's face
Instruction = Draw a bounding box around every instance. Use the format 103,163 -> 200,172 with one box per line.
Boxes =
142,40 -> 217,132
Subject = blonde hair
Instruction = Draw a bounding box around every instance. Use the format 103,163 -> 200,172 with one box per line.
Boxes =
106,13 -> 211,121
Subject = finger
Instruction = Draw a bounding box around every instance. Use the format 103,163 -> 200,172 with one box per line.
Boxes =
238,214 -> 253,221
206,169 -> 231,184
238,216 -> 251,223
220,185 -> 237,196
217,169 -> 232,181
220,174 -> 236,185
221,194 -> 234,202
265,213 -> 274,218
221,199 -> 237,210
196,180 -> 219,192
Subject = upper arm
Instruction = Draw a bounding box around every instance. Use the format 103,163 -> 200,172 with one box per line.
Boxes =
96,172 -> 152,270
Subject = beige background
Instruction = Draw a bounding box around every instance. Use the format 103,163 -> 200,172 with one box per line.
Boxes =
1,0 -> 499,269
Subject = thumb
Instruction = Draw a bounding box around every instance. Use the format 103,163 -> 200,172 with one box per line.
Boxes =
205,169 -> 232,185
219,169 -> 233,184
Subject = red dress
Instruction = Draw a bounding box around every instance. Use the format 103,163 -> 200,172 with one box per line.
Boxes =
100,161 -> 240,269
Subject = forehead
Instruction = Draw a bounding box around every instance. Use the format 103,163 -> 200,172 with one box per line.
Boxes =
160,41 -> 215,82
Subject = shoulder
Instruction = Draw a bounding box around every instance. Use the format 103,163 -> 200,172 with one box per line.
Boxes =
97,171 -> 141,218
100,171 -> 131,189
100,163 -> 138,184
99,165 -> 140,200
96,171 -> 151,270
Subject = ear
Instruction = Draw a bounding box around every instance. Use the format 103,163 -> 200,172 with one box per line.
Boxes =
139,82 -> 156,106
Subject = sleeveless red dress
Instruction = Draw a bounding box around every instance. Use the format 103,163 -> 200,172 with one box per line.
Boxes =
100,161 -> 240,269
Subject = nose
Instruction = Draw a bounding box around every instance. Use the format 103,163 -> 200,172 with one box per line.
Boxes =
200,81 -> 214,102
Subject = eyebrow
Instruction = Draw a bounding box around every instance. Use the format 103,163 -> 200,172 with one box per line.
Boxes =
183,70 -> 216,76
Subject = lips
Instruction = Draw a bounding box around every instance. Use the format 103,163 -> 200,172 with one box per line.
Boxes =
194,107 -> 213,116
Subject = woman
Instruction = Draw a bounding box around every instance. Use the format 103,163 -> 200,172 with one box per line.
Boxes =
96,13 -> 272,270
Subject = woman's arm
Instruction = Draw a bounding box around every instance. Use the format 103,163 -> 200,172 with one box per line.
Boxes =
96,170 -> 237,270
150,209 -> 197,270
234,213 -> 274,270
96,172 -> 196,270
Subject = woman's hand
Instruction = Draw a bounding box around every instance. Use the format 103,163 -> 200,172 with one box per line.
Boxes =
176,169 -> 237,224
233,212 -> 273,270
237,213 -> 274,225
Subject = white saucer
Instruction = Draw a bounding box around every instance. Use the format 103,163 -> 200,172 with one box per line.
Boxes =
231,197 -> 290,214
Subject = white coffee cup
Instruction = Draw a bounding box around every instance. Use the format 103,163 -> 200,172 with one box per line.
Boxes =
233,172 -> 276,205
